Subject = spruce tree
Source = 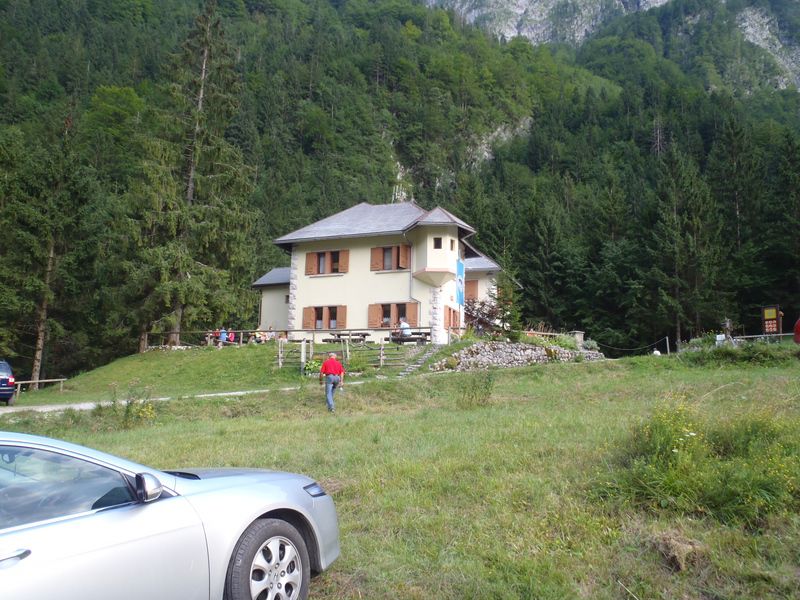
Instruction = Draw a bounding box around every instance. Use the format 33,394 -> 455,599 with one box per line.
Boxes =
121,0 -> 255,347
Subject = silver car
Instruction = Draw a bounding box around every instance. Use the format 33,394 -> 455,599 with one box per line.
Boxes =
0,432 -> 339,600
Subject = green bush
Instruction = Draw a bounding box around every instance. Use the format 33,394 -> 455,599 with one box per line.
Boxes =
601,404 -> 800,524
346,352 -> 369,373
304,357 -> 322,375
679,342 -> 800,367
457,371 -> 495,409
519,335 -> 553,347
555,334 -> 579,350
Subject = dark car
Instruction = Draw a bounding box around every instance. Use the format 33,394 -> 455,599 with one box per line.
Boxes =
0,360 -> 16,405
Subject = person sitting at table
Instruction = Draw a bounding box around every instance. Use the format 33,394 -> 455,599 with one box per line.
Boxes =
399,317 -> 412,337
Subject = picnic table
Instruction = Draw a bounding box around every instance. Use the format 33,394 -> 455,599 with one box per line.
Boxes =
385,330 -> 431,344
322,331 -> 371,343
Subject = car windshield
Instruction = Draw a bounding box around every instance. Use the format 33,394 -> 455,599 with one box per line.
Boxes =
0,363 -> 11,376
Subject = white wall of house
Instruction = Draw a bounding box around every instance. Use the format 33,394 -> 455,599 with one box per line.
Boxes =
283,226 -> 466,341
258,285 -> 290,332
466,272 -> 497,301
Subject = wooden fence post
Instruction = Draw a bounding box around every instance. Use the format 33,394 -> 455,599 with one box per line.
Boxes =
300,339 -> 307,375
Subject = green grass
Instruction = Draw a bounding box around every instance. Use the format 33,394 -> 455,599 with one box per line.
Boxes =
3,352 -> 800,599
13,342 -> 417,406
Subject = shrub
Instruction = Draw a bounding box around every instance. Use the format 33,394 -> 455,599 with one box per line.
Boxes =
457,371 -> 495,409
304,357 -> 322,375
555,334 -> 579,350
347,352 -> 369,373
600,403 -> 800,524
520,335 -> 553,347
583,339 -> 599,351
679,342 -> 800,367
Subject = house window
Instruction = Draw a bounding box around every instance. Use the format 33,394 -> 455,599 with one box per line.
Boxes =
305,250 -> 349,275
284,294 -> 290,304
381,304 -> 392,327
433,237 -> 442,249
369,302 -> 419,328
465,280 -> 478,301
450,239 -> 455,251
383,248 -> 393,271
303,306 -> 347,330
371,245 -> 411,271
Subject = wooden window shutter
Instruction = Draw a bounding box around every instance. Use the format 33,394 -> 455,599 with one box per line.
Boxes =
390,304 -> 398,328
367,304 -> 382,328
337,305 -> 347,329
322,307 -> 330,329
391,246 -> 399,270
302,307 -> 315,329
399,244 -> 411,269
305,252 -> 317,275
370,247 -> 383,271
338,249 -> 349,273
465,280 -> 478,301
406,303 -> 419,327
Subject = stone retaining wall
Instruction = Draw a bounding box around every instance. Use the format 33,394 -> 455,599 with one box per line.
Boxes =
430,342 -> 604,372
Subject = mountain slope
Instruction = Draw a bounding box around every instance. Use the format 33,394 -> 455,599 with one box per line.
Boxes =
426,0 -> 800,90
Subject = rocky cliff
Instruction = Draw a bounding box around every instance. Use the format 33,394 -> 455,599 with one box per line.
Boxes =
426,0 -> 800,89
425,0 -> 670,45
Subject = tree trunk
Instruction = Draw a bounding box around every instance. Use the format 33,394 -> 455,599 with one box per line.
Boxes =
166,304 -> 184,346
185,30 -> 209,206
31,240 -> 56,390
138,328 -> 149,353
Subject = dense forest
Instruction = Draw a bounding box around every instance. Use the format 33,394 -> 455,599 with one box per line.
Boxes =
0,0 -> 798,379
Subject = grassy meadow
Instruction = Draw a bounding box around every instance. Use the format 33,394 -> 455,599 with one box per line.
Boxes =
2,346 -> 800,599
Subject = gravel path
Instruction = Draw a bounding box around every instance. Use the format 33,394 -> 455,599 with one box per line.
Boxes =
0,381 -> 366,415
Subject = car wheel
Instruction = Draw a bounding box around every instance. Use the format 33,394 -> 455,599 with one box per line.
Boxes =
226,518 -> 310,600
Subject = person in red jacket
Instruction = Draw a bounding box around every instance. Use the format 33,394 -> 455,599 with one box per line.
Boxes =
319,352 -> 345,413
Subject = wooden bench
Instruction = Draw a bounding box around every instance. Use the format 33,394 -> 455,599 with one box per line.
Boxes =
385,333 -> 430,344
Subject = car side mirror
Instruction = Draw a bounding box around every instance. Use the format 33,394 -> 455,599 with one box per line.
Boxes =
135,473 -> 163,503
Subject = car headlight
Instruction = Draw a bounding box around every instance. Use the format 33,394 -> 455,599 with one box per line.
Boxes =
303,482 -> 327,497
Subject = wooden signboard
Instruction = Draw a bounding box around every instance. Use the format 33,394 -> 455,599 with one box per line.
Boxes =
762,305 -> 782,335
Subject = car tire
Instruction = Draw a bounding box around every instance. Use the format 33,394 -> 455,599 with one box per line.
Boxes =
225,518 -> 310,600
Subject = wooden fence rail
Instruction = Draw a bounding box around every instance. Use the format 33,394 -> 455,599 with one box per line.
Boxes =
11,378 -> 67,406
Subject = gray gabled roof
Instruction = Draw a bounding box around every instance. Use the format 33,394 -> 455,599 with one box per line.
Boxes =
252,267 -> 290,288
415,206 -> 475,232
274,202 -> 475,251
464,255 -> 500,272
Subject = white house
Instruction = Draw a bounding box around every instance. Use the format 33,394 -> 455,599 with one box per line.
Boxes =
253,201 -> 501,344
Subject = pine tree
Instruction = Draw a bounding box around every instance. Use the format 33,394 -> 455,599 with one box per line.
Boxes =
119,0 -> 255,347
650,145 -> 726,346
